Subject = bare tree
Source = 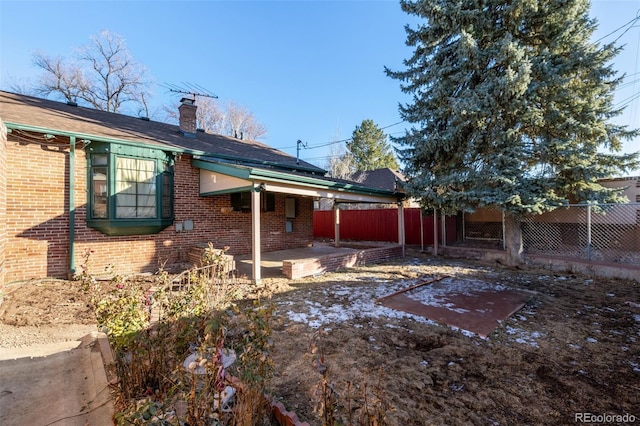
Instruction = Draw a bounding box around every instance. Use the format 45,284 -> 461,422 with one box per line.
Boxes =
32,53 -> 85,103
224,100 -> 267,140
32,30 -> 152,114
325,143 -> 361,180
164,97 -> 267,140
195,97 -> 226,134
7,76 -> 38,97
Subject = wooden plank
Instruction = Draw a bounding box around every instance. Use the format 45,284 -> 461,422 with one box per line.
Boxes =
375,275 -> 449,303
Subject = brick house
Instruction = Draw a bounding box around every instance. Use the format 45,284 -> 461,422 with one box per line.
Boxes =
0,91 -> 403,287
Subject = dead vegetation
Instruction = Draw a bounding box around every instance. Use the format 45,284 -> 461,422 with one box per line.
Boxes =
1,249 -> 639,425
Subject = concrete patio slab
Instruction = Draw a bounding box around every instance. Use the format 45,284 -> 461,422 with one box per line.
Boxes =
377,278 -> 532,338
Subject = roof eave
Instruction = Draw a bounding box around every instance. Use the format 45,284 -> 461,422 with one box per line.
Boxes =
195,154 -> 326,175
3,121 -> 187,153
192,158 -> 404,199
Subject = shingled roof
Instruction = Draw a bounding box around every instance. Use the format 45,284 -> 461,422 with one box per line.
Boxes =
0,91 -> 326,175
352,168 -> 406,192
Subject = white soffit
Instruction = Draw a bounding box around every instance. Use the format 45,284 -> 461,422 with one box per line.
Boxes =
262,182 -> 398,204
199,170 -> 399,204
200,170 -> 251,194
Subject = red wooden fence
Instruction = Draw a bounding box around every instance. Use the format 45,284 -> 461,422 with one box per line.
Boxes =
313,208 -> 457,245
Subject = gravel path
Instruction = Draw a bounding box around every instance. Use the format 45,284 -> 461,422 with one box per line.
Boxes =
0,323 -> 98,348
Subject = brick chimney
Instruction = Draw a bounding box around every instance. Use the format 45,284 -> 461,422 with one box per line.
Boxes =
179,97 -> 197,137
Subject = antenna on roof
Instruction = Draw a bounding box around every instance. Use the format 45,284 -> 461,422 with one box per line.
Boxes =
296,139 -> 307,165
162,83 -> 218,101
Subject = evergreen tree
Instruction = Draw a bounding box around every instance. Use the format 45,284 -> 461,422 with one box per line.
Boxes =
347,119 -> 399,171
386,0 -> 639,264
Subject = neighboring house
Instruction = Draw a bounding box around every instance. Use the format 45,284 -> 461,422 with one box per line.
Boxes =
317,168 -> 416,210
352,168 -> 405,193
0,91 -> 403,286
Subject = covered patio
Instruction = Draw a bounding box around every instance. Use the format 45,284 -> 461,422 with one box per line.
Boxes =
193,156 -> 406,282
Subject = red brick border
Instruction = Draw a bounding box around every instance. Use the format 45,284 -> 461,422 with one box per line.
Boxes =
282,245 -> 404,279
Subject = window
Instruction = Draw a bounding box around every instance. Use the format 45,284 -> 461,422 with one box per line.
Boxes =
230,191 -> 275,212
86,143 -> 174,236
91,155 -> 108,218
115,157 -> 157,218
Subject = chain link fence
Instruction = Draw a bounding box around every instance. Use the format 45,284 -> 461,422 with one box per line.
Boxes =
522,203 -> 640,264
462,203 -> 640,265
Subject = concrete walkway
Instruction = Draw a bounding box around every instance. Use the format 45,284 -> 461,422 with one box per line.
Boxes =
0,333 -> 113,426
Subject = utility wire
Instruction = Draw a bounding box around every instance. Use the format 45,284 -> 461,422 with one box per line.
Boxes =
273,120 -> 406,151
595,10 -> 640,44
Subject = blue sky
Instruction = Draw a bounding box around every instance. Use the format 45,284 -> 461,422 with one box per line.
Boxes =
1,0 -> 639,176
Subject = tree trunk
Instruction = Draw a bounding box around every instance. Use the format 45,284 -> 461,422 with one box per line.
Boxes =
503,213 -> 523,266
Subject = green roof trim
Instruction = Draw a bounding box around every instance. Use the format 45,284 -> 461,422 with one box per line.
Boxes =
5,119 -> 395,200
200,152 -> 325,174
192,157 -> 403,199
4,120 -> 325,174
4,121 -> 186,153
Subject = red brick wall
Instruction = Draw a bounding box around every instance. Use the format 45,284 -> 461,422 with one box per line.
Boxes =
0,121 -> 7,290
282,245 -> 403,279
4,137 -> 314,283
5,134 -> 71,282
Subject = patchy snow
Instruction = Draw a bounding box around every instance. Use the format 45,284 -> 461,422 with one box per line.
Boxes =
278,276 -> 545,346
404,277 -> 509,308
504,325 -> 544,347
281,281 -> 439,330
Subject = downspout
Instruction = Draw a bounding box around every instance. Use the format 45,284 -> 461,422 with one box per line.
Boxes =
69,136 -> 76,277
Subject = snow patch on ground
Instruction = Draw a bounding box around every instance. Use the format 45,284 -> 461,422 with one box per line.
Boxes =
281,280 -> 438,330
504,325 -> 544,347
404,277 -> 508,307
279,276 -> 543,346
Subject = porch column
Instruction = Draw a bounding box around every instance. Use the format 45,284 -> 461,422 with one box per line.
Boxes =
251,187 -> 261,283
397,202 -> 405,256
333,203 -> 340,248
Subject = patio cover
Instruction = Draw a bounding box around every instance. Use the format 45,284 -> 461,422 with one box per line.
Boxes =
192,156 -> 406,282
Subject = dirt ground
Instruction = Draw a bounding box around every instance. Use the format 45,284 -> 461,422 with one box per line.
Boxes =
1,249 -> 639,425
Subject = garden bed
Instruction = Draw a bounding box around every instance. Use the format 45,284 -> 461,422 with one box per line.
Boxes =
1,249 -> 639,425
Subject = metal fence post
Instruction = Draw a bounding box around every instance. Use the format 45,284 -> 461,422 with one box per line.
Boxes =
462,211 -> 466,243
441,213 -> 447,247
586,205 -> 592,261
433,208 -> 438,256
420,208 -> 424,252
502,211 -> 506,251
